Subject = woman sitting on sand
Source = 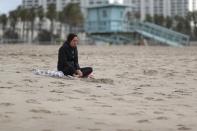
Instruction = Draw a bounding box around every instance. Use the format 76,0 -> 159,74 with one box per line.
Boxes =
57,33 -> 93,78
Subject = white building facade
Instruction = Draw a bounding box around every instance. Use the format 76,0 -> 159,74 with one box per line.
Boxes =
22,0 -> 80,12
189,0 -> 197,11
124,0 -> 196,21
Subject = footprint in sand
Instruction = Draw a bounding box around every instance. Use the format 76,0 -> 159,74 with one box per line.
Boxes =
82,78 -> 114,85
23,79 -> 37,83
50,89 -> 64,94
131,91 -> 144,96
54,111 -> 68,116
110,92 -> 122,96
101,105 -> 112,108
73,89 -> 89,94
109,113 -> 117,116
42,129 -> 53,131
7,81 -> 14,85
47,98 -> 64,102
154,92 -> 166,96
94,121 -> 107,125
139,84 -> 151,87
30,109 -> 52,114
114,97 -> 126,101
0,86 -> 12,89
153,111 -> 164,115
50,81 -> 69,87
176,113 -> 185,117
67,96 -> 80,99
155,98 -> 164,101
90,95 -> 102,98
31,116 -> 43,119
116,129 -> 134,131
73,106 -> 84,111
177,124 -> 191,130
133,87 -> 142,91
155,116 -> 169,120
5,112 -> 15,114
26,99 -> 41,104
17,89 -> 37,94
137,119 -> 150,123
88,128 -> 101,131
96,85 -> 102,88
0,114 -> 10,119
174,89 -> 192,96
127,112 -> 144,116
145,97 -> 154,100
143,69 -> 158,76
145,97 -> 164,101
85,98 -> 97,101
0,102 -> 14,107
16,71 -> 21,74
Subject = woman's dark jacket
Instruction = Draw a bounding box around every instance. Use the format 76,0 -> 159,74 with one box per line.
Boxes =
57,42 -> 80,75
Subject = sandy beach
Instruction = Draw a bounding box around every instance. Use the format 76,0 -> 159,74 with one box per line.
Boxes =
0,44 -> 197,131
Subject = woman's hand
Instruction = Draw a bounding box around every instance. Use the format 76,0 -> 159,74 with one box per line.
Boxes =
76,70 -> 83,77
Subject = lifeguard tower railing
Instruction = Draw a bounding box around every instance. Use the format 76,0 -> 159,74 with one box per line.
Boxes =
85,20 -> 190,46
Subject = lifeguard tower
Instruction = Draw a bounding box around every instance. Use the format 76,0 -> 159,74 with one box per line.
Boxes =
85,4 -> 190,46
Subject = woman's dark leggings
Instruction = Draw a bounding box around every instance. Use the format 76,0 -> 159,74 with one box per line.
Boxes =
63,67 -> 93,77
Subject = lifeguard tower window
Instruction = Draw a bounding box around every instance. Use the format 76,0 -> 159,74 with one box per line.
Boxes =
103,10 -> 107,17
120,11 -> 123,17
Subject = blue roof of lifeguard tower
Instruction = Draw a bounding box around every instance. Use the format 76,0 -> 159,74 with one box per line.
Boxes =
86,3 -> 129,9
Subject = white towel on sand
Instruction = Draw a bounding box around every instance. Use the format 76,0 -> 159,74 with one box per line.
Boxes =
33,69 -> 74,79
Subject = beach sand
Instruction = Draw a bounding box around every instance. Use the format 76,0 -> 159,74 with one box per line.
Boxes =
0,44 -> 197,131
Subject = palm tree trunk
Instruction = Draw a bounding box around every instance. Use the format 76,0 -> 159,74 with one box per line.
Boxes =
51,20 -> 54,44
26,22 -> 30,44
31,21 -> 34,43
22,21 -> 25,42
59,22 -> 63,40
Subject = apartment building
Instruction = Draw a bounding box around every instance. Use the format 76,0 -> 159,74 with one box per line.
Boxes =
124,0 -> 194,20
22,0 -> 197,20
189,0 -> 197,11
22,0 -> 80,12
22,0 -> 40,9
170,0 -> 189,17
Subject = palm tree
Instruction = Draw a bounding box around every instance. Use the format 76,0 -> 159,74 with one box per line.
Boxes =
165,16 -> 173,29
46,4 -> 57,43
57,11 -> 64,39
174,16 -> 184,32
63,3 -> 84,32
28,7 -> 36,43
154,15 -> 165,26
37,6 -> 45,33
145,14 -> 153,23
17,7 -> 28,42
187,11 -> 197,39
9,10 -> 18,32
183,19 -> 191,36
0,14 -> 8,36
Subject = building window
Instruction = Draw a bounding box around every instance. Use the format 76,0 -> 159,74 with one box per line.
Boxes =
103,10 -> 107,17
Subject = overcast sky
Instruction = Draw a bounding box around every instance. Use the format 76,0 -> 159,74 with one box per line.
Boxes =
0,0 -> 22,15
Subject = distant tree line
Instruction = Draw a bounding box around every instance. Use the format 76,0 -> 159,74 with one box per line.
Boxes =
144,11 -> 197,40
0,3 -> 84,43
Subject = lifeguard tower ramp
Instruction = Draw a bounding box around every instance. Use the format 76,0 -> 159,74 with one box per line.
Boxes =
85,4 -> 190,46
